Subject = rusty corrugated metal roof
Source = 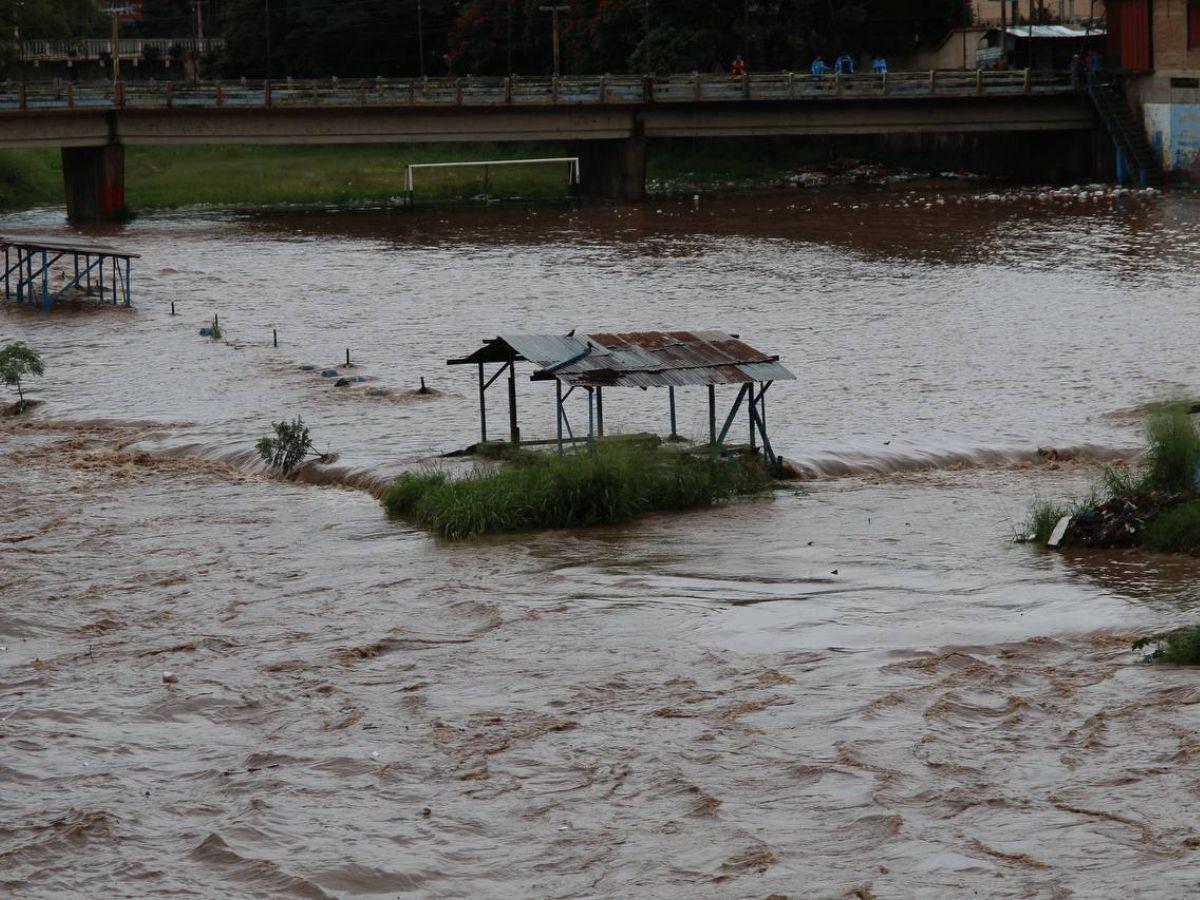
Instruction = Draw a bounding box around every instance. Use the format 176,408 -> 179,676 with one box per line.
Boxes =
449,330 -> 794,387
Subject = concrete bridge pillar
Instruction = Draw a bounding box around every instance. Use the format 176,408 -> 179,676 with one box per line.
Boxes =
574,138 -> 646,202
61,145 -> 126,222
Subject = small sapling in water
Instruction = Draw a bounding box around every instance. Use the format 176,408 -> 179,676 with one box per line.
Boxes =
0,341 -> 45,413
256,415 -> 332,474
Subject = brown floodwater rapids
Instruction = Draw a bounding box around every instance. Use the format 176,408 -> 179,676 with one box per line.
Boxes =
4,186 -> 1200,897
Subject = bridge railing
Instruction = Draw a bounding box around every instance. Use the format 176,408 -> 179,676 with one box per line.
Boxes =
0,70 -> 1075,112
20,38 -> 225,62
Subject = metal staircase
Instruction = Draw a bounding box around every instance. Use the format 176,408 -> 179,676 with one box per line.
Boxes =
1089,83 -> 1164,187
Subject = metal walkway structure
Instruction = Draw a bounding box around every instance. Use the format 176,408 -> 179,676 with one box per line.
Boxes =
1,235 -> 139,310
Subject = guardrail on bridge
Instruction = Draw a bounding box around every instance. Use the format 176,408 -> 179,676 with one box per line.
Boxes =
0,70 -> 1075,113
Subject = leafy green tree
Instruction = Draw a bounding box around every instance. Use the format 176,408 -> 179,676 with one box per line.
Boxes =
0,0 -> 105,75
0,341 -> 44,408
256,415 -> 330,474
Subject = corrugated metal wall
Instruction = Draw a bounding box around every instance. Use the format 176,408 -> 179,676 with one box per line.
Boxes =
1108,0 -> 1152,71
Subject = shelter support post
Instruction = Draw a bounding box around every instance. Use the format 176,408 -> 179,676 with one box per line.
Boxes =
477,362 -> 488,443
586,387 -> 595,452
556,380 -> 564,455
507,354 -> 520,444
61,144 -> 126,223
715,383 -> 751,448
748,384 -> 757,451
707,384 -> 716,456
668,386 -> 677,439
748,381 -> 776,470
595,387 -> 604,437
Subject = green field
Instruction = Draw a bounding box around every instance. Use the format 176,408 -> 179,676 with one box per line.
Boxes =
0,138 -> 841,213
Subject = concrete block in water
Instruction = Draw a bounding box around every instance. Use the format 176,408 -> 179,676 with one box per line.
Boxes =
321,369 -> 339,378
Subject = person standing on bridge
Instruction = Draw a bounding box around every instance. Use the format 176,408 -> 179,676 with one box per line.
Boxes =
1070,52 -> 1084,90
834,52 -> 855,75
811,55 -> 828,76
730,54 -> 748,77
872,55 -> 887,75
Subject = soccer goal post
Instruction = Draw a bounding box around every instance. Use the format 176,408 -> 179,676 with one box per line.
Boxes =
403,157 -> 581,204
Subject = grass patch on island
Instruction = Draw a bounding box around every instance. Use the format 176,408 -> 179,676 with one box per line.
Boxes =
1022,405 -> 1200,553
381,444 -> 771,540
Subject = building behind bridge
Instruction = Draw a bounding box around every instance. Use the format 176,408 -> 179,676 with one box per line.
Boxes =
1109,0 -> 1200,174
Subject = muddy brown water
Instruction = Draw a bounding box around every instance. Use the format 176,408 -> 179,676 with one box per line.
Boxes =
4,186 -> 1200,897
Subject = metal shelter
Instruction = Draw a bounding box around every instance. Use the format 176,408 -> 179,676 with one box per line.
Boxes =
1,234 -> 139,311
447,330 -> 795,465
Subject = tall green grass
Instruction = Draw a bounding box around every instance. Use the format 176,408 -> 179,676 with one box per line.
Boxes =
381,446 -> 770,540
1143,406 -> 1200,495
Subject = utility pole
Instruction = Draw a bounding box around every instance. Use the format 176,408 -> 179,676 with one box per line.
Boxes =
194,0 -> 205,42
539,4 -> 568,78
643,0 -> 650,72
507,0 -> 513,76
111,9 -> 120,84
1000,0 -> 1007,67
265,0 -> 272,81
15,1 -> 23,78
417,0 -> 426,79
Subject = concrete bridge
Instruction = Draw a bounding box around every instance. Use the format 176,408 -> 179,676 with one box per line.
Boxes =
0,70 -> 1095,220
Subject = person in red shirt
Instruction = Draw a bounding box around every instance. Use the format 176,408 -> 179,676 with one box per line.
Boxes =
730,55 -> 747,77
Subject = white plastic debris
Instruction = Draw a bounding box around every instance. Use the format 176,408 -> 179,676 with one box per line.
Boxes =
1047,515 -> 1073,549
162,671 -> 178,684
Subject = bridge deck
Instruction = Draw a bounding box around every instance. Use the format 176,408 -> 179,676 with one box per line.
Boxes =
0,70 -> 1074,113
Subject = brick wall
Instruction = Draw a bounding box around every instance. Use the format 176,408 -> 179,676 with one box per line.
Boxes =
1152,0 -> 1200,71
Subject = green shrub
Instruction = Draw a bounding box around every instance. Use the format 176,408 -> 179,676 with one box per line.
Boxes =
1141,500 -> 1200,553
1143,407 -> 1200,495
382,446 -> 770,540
1133,625 -> 1200,664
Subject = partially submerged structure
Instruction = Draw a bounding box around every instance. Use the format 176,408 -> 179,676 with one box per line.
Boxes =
447,330 -> 795,466
1,234 -> 138,311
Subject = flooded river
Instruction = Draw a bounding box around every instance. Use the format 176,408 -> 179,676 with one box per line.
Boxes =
4,186 -> 1200,897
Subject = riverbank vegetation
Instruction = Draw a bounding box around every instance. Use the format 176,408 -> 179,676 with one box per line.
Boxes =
381,444 -> 771,540
1026,405 -> 1200,553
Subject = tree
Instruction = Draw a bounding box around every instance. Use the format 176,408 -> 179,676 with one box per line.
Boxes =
0,341 -> 45,408
256,415 -> 330,474
0,0 -> 105,75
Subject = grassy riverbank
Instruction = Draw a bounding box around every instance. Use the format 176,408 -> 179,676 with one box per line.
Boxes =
0,137 -> 868,212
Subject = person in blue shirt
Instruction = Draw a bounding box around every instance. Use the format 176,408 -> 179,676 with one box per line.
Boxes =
872,55 -> 887,75
810,55 -> 828,76
834,52 -> 855,75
